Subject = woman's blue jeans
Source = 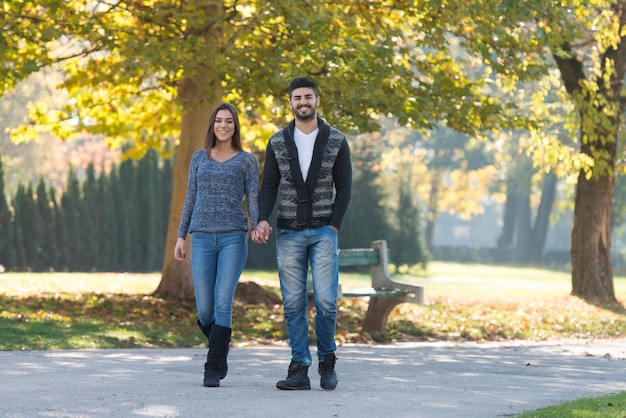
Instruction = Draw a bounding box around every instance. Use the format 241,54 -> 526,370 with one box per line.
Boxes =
276,226 -> 339,366
191,231 -> 248,329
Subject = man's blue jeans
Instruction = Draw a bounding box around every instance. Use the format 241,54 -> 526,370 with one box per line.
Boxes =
191,231 -> 248,329
276,225 -> 339,366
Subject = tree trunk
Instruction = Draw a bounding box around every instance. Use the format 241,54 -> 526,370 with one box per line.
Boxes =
154,95 -> 218,301
568,103 -> 618,303
530,172 -> 557,263
571,166 -> 616,302
514,193 -> 532,263
497,179 -> 518,248
154,57 -> 223,300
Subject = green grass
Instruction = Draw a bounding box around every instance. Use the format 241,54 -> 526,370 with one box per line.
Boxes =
1,263 -> 625,349
515,392 -> 626,417
3,262 -> 624,299
250,261 -> 626,299
0,271 -> 161,295
405,261 -> 626,298
2,264 -> 626,347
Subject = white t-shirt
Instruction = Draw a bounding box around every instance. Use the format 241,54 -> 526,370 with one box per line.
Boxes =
294,127 -> 318,181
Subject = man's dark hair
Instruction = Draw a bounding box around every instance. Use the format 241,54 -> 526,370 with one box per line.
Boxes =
289,77 -> 319,98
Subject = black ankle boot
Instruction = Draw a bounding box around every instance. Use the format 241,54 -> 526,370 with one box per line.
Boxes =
318,352 -> 338,390
203,324 -> 232,387
197,320 -> 229,380
276,361 -> 311,390
203,362 -> 220,387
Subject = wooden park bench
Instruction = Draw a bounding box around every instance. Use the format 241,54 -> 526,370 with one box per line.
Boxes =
336,240 -> 423,334
300,239 -> 424,334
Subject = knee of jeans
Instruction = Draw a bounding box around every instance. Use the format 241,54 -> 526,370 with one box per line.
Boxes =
198,313 -> 214,326
314,298 -> 337,316
283,298 -> 307,313
316,307 -> 336,317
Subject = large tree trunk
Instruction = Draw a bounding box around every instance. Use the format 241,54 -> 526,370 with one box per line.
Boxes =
570,167 -> 616,302
154,93 -> 215,301
569,128 -> 618,304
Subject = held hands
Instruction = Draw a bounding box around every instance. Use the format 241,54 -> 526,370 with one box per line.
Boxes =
251,220 -> 273,244
174,237 -> 186,261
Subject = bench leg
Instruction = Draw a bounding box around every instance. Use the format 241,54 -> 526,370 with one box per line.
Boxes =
362,296 -> 406,334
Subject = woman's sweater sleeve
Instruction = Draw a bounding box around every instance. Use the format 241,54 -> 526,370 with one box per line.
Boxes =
245,153 -> 260,229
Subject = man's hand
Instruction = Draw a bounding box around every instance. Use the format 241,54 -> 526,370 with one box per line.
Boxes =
251,220 -> 273,244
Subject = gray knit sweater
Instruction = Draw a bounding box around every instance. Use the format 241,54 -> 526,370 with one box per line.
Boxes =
177,149 -> 259,237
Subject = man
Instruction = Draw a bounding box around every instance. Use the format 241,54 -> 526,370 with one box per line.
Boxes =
252,77 -> 352,391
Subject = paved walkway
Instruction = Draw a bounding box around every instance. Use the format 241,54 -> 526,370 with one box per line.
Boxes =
1,338 -> 625,418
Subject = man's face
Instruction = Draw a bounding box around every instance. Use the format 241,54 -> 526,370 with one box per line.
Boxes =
289,87 -> 320,122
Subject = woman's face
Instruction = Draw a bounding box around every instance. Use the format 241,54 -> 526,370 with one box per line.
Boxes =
213,109 -> 235,143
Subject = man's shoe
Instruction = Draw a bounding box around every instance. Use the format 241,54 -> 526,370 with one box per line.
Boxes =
318,353 -> 338,390
276,361 -> 311,390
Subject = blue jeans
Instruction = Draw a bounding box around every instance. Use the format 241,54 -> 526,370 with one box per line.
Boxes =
276,226 -> 339,366
191,231 -> 248,329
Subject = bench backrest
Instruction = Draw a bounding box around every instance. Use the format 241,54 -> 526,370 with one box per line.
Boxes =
338,248 -> 384,267
338,240 -> 423,303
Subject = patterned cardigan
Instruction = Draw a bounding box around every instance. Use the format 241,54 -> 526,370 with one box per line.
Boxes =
258,117 -> 352,230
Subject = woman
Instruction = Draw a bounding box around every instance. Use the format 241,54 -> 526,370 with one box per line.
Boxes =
174,102 -> 259,387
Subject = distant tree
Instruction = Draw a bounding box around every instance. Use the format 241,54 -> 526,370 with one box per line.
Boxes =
50,187 -> 69,271
13,183 -> 43,271
0,157 -> 15,270
116,160 -> 139,271
157,156 -> 173,267
136,151 -> 160,271
10,217 -> 25,272
77,164 -> 98,271
61,170 -> 82,271
94,167 -> 116,271
391,161 -> 427,266
419,127 -> 495,250
22,183 -> 45,270
36,178 -> 57,270
339,132 -> 389,250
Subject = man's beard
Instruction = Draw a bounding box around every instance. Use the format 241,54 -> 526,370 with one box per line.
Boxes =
293,105 -> 316,121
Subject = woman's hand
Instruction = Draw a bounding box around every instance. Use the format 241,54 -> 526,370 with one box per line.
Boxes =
251,221 -> 272,244
174,237 -> 187,261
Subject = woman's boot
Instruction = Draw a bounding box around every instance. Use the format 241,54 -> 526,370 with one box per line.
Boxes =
197,320 -> 229,380
203,324 -> 232,387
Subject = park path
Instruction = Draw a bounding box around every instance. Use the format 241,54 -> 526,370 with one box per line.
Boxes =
0,338 -> 625,418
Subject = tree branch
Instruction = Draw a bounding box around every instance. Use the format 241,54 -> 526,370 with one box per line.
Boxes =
552,42 -> 585,96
